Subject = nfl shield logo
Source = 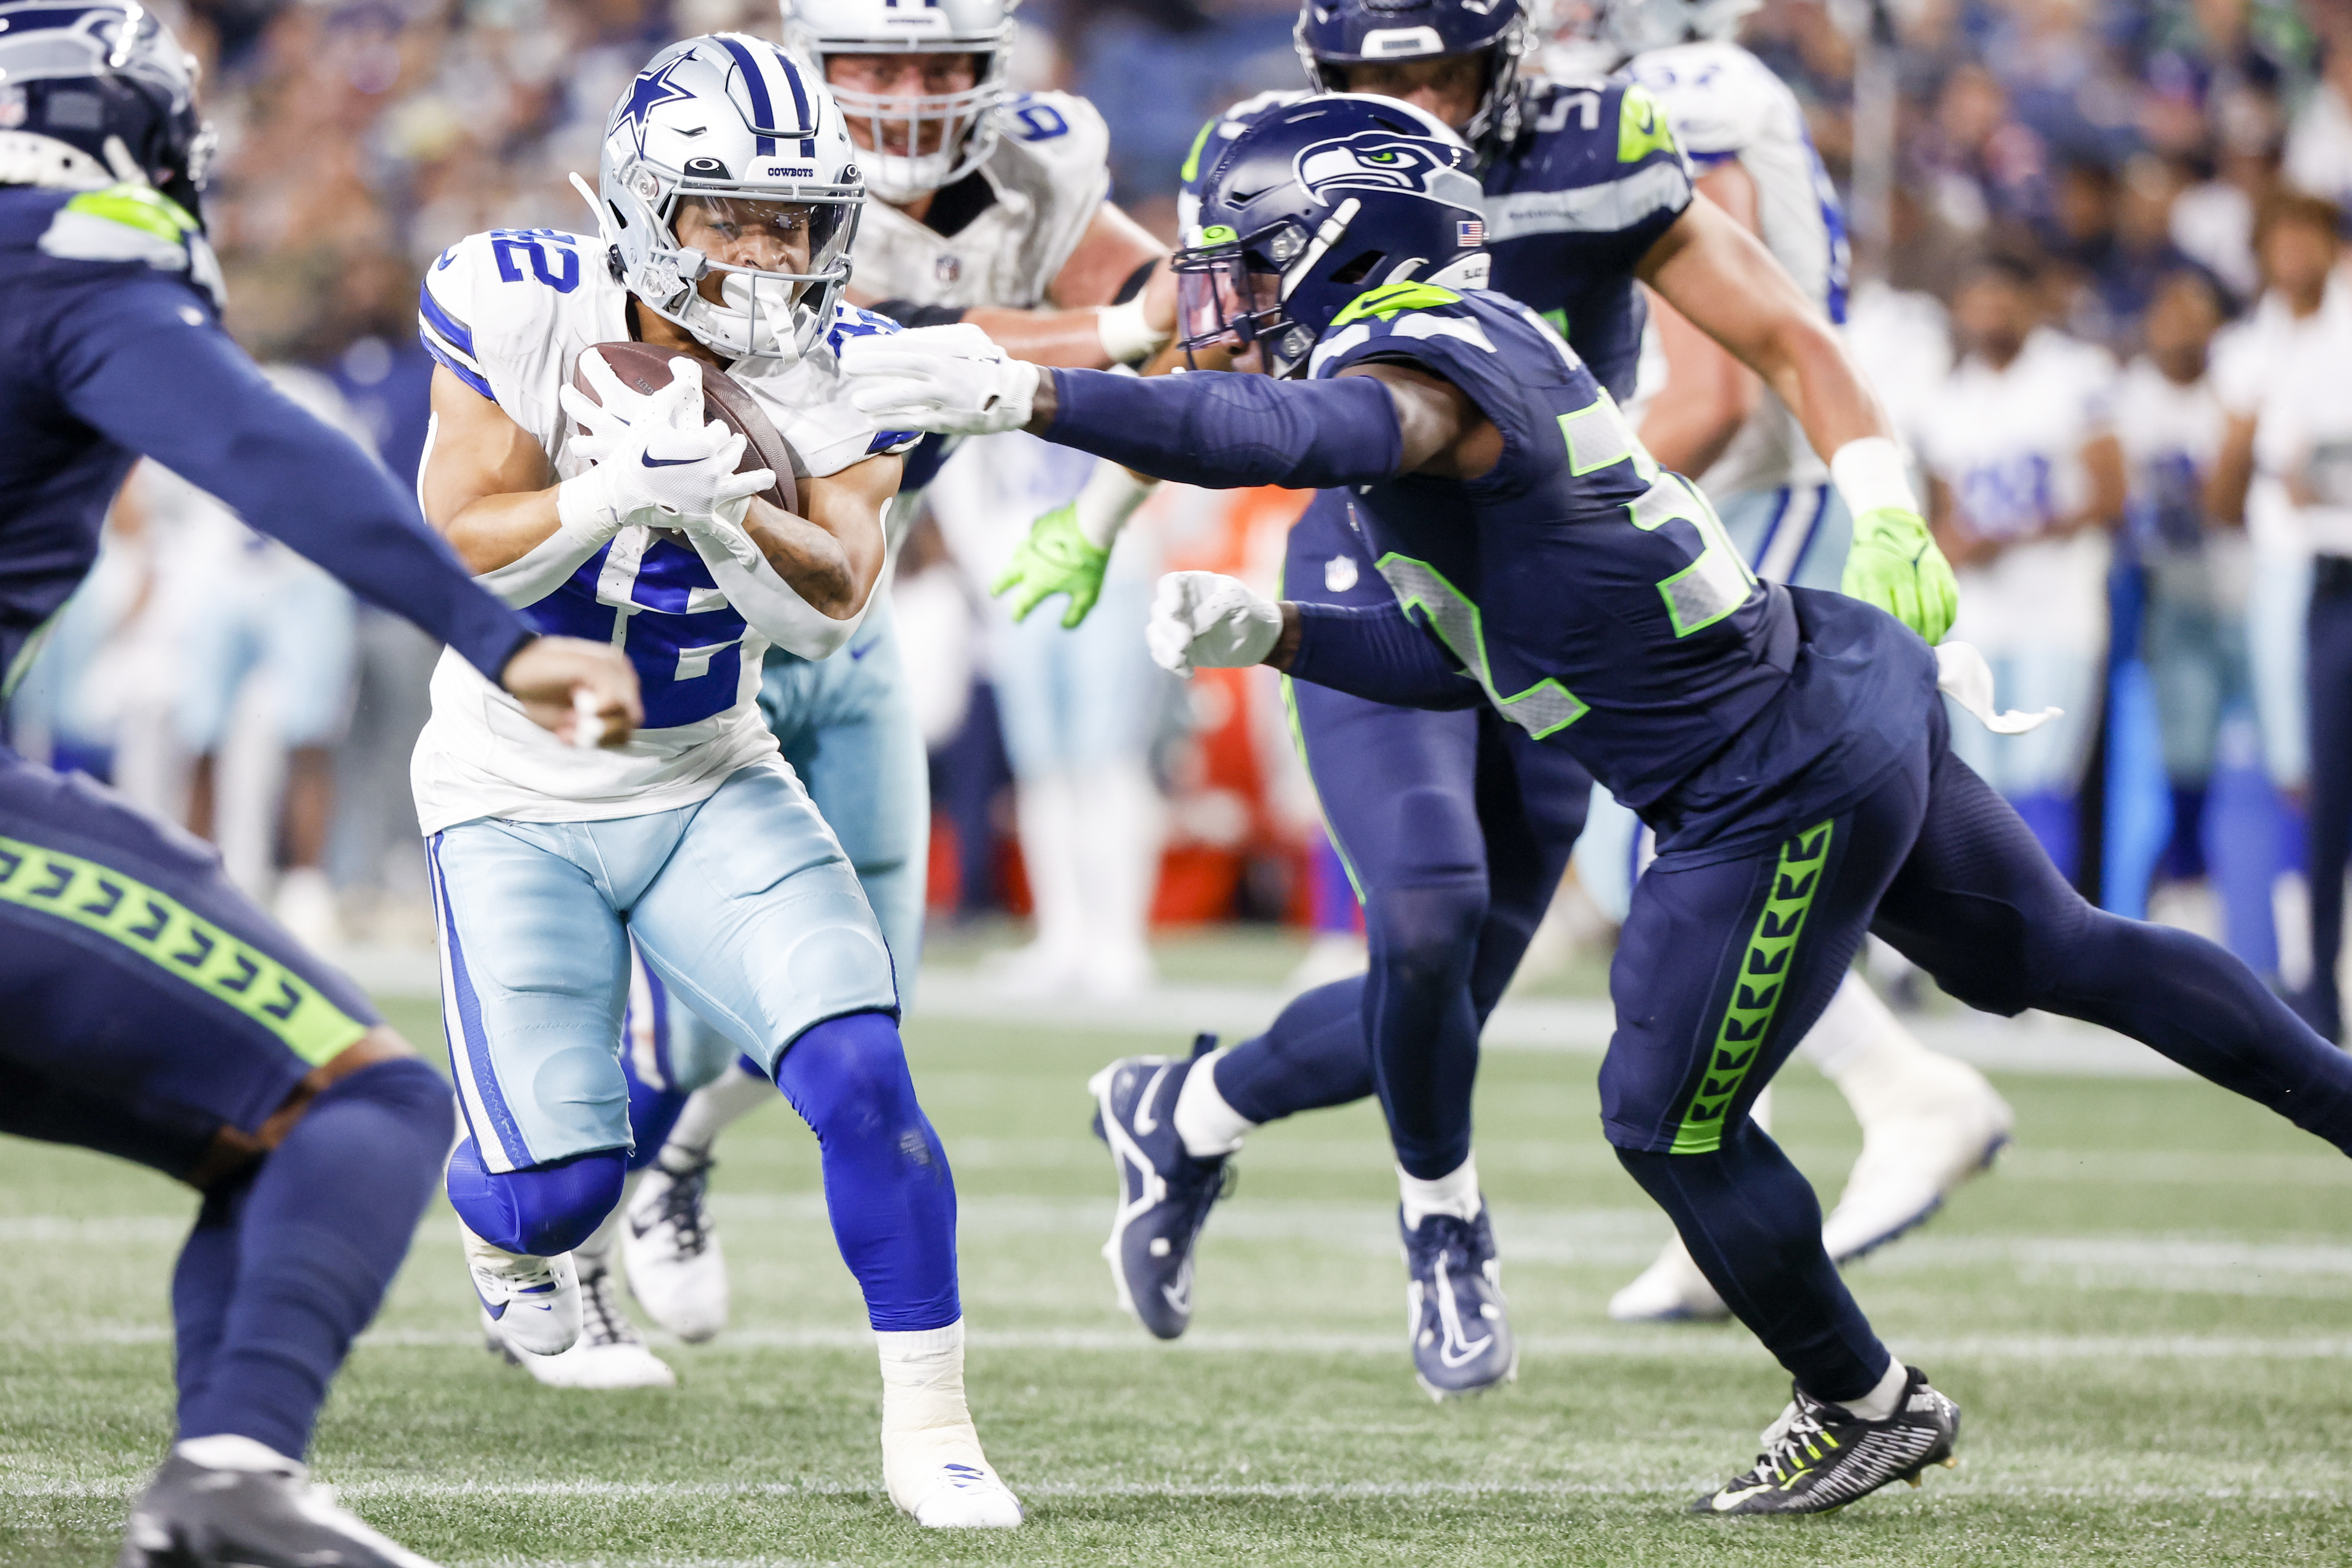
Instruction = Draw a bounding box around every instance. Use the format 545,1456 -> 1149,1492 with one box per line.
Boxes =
1457,219 -> 1484,247
935,254 -> 962,284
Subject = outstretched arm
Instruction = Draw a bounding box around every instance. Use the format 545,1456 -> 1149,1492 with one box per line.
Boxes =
55,282 -> 640,743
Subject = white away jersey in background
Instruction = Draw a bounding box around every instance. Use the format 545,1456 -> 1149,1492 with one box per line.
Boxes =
1626,39 -> 1849,498
849,91 -> 1111,310
412,226 -> 914,833
1919,326 -> 2118,653
2112,358 -> 2230,566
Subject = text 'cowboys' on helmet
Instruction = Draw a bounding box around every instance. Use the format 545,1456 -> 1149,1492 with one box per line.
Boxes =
590,33 -> 864,361
1593,0 -> 1763,58
0,0 -> 214,218
1174,94 -> 1489,380
780,0 -> 1020,206
1295,0 -> 1529,155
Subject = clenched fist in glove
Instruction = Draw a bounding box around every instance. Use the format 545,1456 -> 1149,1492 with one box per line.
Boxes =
556,358 -> 775,544
1146,570 -> 1285,678
841,324 -> 1042,437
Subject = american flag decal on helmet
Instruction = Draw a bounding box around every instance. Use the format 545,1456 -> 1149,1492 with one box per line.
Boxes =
1458,218 -> 1485,246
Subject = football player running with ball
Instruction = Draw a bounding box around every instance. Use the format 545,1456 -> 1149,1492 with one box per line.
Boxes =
413,35 -> 1019,1527
0,5 -> 639,1566
844,98 -> 2352,1515
616,0 -> 1178,1348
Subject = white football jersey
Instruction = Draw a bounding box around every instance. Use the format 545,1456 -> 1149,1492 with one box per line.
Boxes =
1918,327 -> 2117,653
850,91 -> 1111,310
2213,275 -> 2352,558
1625,41 -> 1848,496
411,226 -> 914,834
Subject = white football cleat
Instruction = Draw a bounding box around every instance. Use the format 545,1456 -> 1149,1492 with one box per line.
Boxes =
493,1256 -> 675,1389
883,1425 -> 1024,1529
461,1228 -> 579,1357
1821,1057 -> 2013,1263
622,1156 -> 729,1343
1607,1234 -> 1729,1323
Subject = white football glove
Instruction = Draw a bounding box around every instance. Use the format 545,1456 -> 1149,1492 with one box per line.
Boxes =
841,323 -> 1041,437
1146,570 -> 1283,679
559,350 -> 677,470
557,360 -> 775,544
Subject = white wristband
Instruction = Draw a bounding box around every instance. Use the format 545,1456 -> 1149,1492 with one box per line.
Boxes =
1072,459 -> 1158,550
479,487 -> 620,608
1097,293 -> 1170,366
1829,436 -> 1921,519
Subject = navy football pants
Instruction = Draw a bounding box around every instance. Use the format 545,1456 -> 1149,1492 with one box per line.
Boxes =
1214,493 -> 1591,1179
0,749 -> 450,1455
1607,707 -> 2352,1402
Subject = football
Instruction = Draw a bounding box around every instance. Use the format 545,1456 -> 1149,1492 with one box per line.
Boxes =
571,341 -> 799,516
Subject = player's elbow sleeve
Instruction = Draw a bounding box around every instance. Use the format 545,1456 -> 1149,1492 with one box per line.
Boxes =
1287,601 -> 1481,710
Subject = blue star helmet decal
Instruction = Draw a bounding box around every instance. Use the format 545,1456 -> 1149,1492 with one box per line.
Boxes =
613,55 -> 697,155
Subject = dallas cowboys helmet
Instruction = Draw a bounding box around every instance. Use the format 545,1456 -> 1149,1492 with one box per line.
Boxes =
0,0 -> 214,219
1593,0 -> 1761,57
1296,0 -> 1529,158
779,0 -> 1019,205
591,34 -> 863,361
1175,94 -> 1489,380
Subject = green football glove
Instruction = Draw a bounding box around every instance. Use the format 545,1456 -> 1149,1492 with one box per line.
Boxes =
994,502 -> 1110,628
1842,505 -> 1958,645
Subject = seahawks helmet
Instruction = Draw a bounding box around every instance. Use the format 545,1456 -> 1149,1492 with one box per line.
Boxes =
1295,0 -> 1528,159
1175,95 -> 1489,380
591,34 -> 863,361
780,0 -> 1018,205
1593,0 -> 1760,57
0,0 -> 214,219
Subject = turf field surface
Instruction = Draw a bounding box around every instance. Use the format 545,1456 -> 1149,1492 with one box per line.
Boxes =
6,978 -> 2352,1566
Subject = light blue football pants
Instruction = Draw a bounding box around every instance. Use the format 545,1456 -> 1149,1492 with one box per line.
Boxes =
428,757 -> 899,1172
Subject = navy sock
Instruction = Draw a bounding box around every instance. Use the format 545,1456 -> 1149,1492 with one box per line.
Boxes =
1363,876 -> 1487,1180
773,1011 -> 959,1331
445,1138 -> 626,1256
1212,976 -> 1377,1125
175,1057 -> 452,1458
1616,1121 -> 1889,1405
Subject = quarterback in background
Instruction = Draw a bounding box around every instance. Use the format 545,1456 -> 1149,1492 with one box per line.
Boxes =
413,34 -> 1019,1527
616,0 -> 1179,1348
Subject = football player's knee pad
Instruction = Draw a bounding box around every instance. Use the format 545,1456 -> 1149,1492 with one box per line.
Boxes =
445,1138 -> 626,1257
772,1010 -> 919,1134
1365,876 -> 1489,990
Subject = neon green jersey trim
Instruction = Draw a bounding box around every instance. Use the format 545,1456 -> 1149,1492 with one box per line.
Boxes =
1374,553 -> 1588,739
1618,84 -> 1680,165
0,835 -> 369,1066
64,184 -> 199,244
1540,307 -> 1570,343
1180,119 -> 1219,184
1329,282 -> 1464,330
1669,820 -> 1834,1153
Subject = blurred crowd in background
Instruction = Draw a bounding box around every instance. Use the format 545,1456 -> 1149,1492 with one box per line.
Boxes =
15,0 -> 2352,1025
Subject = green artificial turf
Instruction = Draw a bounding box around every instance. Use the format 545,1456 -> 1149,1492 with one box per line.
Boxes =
6,991 -> 2352,1565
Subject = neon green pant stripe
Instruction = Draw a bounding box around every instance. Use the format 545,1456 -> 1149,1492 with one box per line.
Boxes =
0,834 -> 368,1066
1670,820 -> 1835,1154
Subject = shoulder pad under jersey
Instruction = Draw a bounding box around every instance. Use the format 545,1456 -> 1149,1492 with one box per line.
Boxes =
35,183 -> 224,307
1486,80 -> 1693,247
418,228 -> 598,408
1623,41 -> 1792,167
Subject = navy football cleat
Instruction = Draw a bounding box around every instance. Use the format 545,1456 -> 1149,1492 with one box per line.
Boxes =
1088,1038 -> 1231,1339
116,1451 -> 436,1568
1695,1367 -> 1960,1515
1401,1204 -> 1517,1400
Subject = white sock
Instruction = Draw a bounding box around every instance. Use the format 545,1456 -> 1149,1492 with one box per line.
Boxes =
1840,1354 -> 1908,1421
574,1170 -> 639,1266
662,1061 -> 773,1166
1173,1048 -> 1253,1159
176,1434 -> 299,1474
1013,770 -> 1087,960
1398,1154 -> 1481,1228
1794,973 -> 1951,1127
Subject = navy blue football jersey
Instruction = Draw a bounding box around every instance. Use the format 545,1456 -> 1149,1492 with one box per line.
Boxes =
0,183 -> 526,701
1308,283 -> 1934,852
1179,80 -> 1693,403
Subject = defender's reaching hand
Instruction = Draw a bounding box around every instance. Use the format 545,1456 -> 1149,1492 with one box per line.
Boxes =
1146,570 -> 1282,678
502,636 -> 644,747
843,324 -> 1042,437
1842,506 -> 1959,646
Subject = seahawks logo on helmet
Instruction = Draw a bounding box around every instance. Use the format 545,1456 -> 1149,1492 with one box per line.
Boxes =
1294,132 -> 1474,203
